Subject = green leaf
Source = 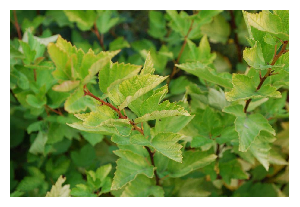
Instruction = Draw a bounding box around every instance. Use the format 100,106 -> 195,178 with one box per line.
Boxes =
223,104 -> 245,117
86,164 -> 112,195
76,105 -> 118,126
243,10 -> 288,40
180,35 -> 216,64
99,61 -> 141,94
133,86 -> 190,123
219,150 -> 248,184
26,94 -> 46,109
69,105 -> 133,136
274,52 -> 289,72
82,51 -> 119,84
19,41 -> 36,64
235,113 -> 276,152
148,11 -> 167,40
243,41 -> 271,70
167,150 -> 217,177
249,131 -> 275,171
155,115 -> 194,134
47,41 -> 72,80
46,175 -> 71,197
111,149 -> 154,190
81,132 -> 104,146
68,119 -> 132,137
96,10 -> 120,34
131,132 -> 184,162
52,80 -> 80,92
208,88 -> 229,110
201,14 -> 230,44
121,175 -> 164,197
71,144 -> 96,167
166,10 -> 193,38
70,184 -> 96,197
140,52 -> 155,75
108,74 -> 167,110
64,86 -> 96,113
64,10 -> 96,31
109,37 -> 130,51
176,62 -> 232,88
225,74 -> 281,102
29,131 -> 48,155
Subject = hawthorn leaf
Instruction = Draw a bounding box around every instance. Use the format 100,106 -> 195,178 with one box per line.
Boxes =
274,52 -> 289,72
225,74 -> 281,102
155,115 -> 194,134
167,150 -> 217,177
121,175 -> 164,197
81,132 -> 104,146
243,10 -> 288,40
48,41 -> 72,80
82,55 -> 115,85
99,61 -> 141,94
29,131 -> 48,155
68,119 -> 132,137
249,131 -> 275,171
166,10 -> 193,37
64,86 -> 96,113
107,74 -> 167,110
111,149 -> 154,190
201,14 -> 230,44
64,10 -> 96,31
111,134 -> 131,145
219,151 -> 248,184
208,88 -> 229,110
148,11 -> 167,40
130,132 -> 184,162
180,36 -> 216,64
235,113 -> 275,152
134,87 -> 190,123
46,175 -> 71,197
176,61 -> 232,88
70,184 -> 96,197
26,94 -> 46,109
109,37 -> 130,51
140,52 -> 155,75
96,10 -> 120,34
70,144 -> 96,167
150,133 -> 184,162
223,104 -> 245,117
243,41 -> 271,70
52,80 -> 80,92
77,105 -> 118,126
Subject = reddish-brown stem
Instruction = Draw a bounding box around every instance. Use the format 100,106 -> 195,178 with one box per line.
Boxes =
34,69 -> 37,82
229,10 -> 242,63
145,146 -> 160,186
37,10 -> 43,35
243,41 -> 289,113
167,20 -> 195,84
45,105 -> 64,116
13,10 -> 22,40
83,85 -> 161,185
93,23 -> 105,51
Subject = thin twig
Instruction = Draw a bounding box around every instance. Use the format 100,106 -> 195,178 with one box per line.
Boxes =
244,41 -> 289,113
167,20 -> 195,85
10,89 -> 19,103
13,10 -> 22,40
93,23 -> 105,51
229,10 -> 242,63
145,146 -> 160,186
45,105 -> 64,116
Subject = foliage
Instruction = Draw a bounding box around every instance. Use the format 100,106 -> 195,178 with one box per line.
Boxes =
10,10 -> 289,197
